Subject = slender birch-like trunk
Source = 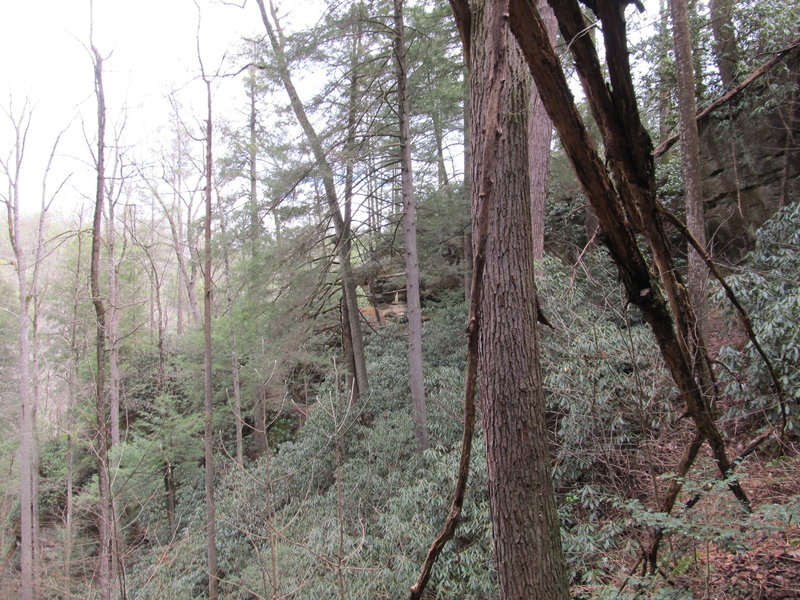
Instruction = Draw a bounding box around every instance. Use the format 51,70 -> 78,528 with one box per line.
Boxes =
90,45 -> 114,600
200,67 -> 219,600
2,102 -> 35,600
394,0 -> 428,451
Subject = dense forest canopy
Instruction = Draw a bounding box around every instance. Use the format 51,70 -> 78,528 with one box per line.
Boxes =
1,0 -> 799,598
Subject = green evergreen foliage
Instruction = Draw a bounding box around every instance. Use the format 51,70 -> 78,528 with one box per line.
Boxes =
110,392 -> 204,543
730,0 -> 800,72
415,186 -> 470,300
123,299 -> 498,599
717,202 -> 800,432
535,255 -> 673,589
37,434 -> 94,518
123,252 -> 694,597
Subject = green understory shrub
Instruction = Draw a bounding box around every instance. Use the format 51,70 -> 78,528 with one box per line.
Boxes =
716,202 -> 800,433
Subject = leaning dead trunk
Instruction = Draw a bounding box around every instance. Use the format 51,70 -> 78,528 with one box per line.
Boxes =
508,0 -> 750,571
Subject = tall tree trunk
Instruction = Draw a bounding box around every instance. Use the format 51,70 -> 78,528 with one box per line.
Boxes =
90,45 -> 114,600
670,0 -> 710,343
341,295 -> 358,396
29,115 -> 69,586
394,0 -> 428,451
462,82 -> 473,302
1,97 -> 70,597
3,105 -> 35,600
220,214 -> 244,467
148,202 -> 157,340
248,66 -> 261,245
164,461 -> 177,540
457,2 -> 570,597
30,194 -> 48,590
431,108 -> 450,187
176,206 -> 186,335
656,0 -> 673,143
709,0 -> 740,88
17,277 -> 34,600
256,0 -> 368,398
341,13 -> 365,399
201,74 -> 219,600
508,0 -> 750,568
528,0 -> 557,260
64,215 -> 85,579
108,196 -> 121,447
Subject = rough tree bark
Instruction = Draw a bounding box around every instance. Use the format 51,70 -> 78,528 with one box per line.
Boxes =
528,0 -> 557,260
709,0 -> 740,88
394,0 -> 428,452
421,1 -> 570,597
462,87 -> 473,302
470,3 -> 569,597
507,0 -> 750,570
670,0 -> 710,344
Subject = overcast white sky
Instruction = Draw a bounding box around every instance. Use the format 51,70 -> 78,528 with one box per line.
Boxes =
1,1 -> 658,218
0,0 -> 279,216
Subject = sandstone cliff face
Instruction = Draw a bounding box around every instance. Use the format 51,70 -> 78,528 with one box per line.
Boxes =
700,52 -> 799,262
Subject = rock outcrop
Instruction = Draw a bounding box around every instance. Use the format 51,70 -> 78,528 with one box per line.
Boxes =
700,51 -> 799,261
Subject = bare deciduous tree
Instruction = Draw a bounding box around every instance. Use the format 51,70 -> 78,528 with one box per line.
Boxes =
1,98 -> 36,600
89,44 -> 115,600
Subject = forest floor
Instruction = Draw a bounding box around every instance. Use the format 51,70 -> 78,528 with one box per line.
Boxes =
610,312 -> 800,600
693,452 -> 800,600
686,313 -> 800,600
